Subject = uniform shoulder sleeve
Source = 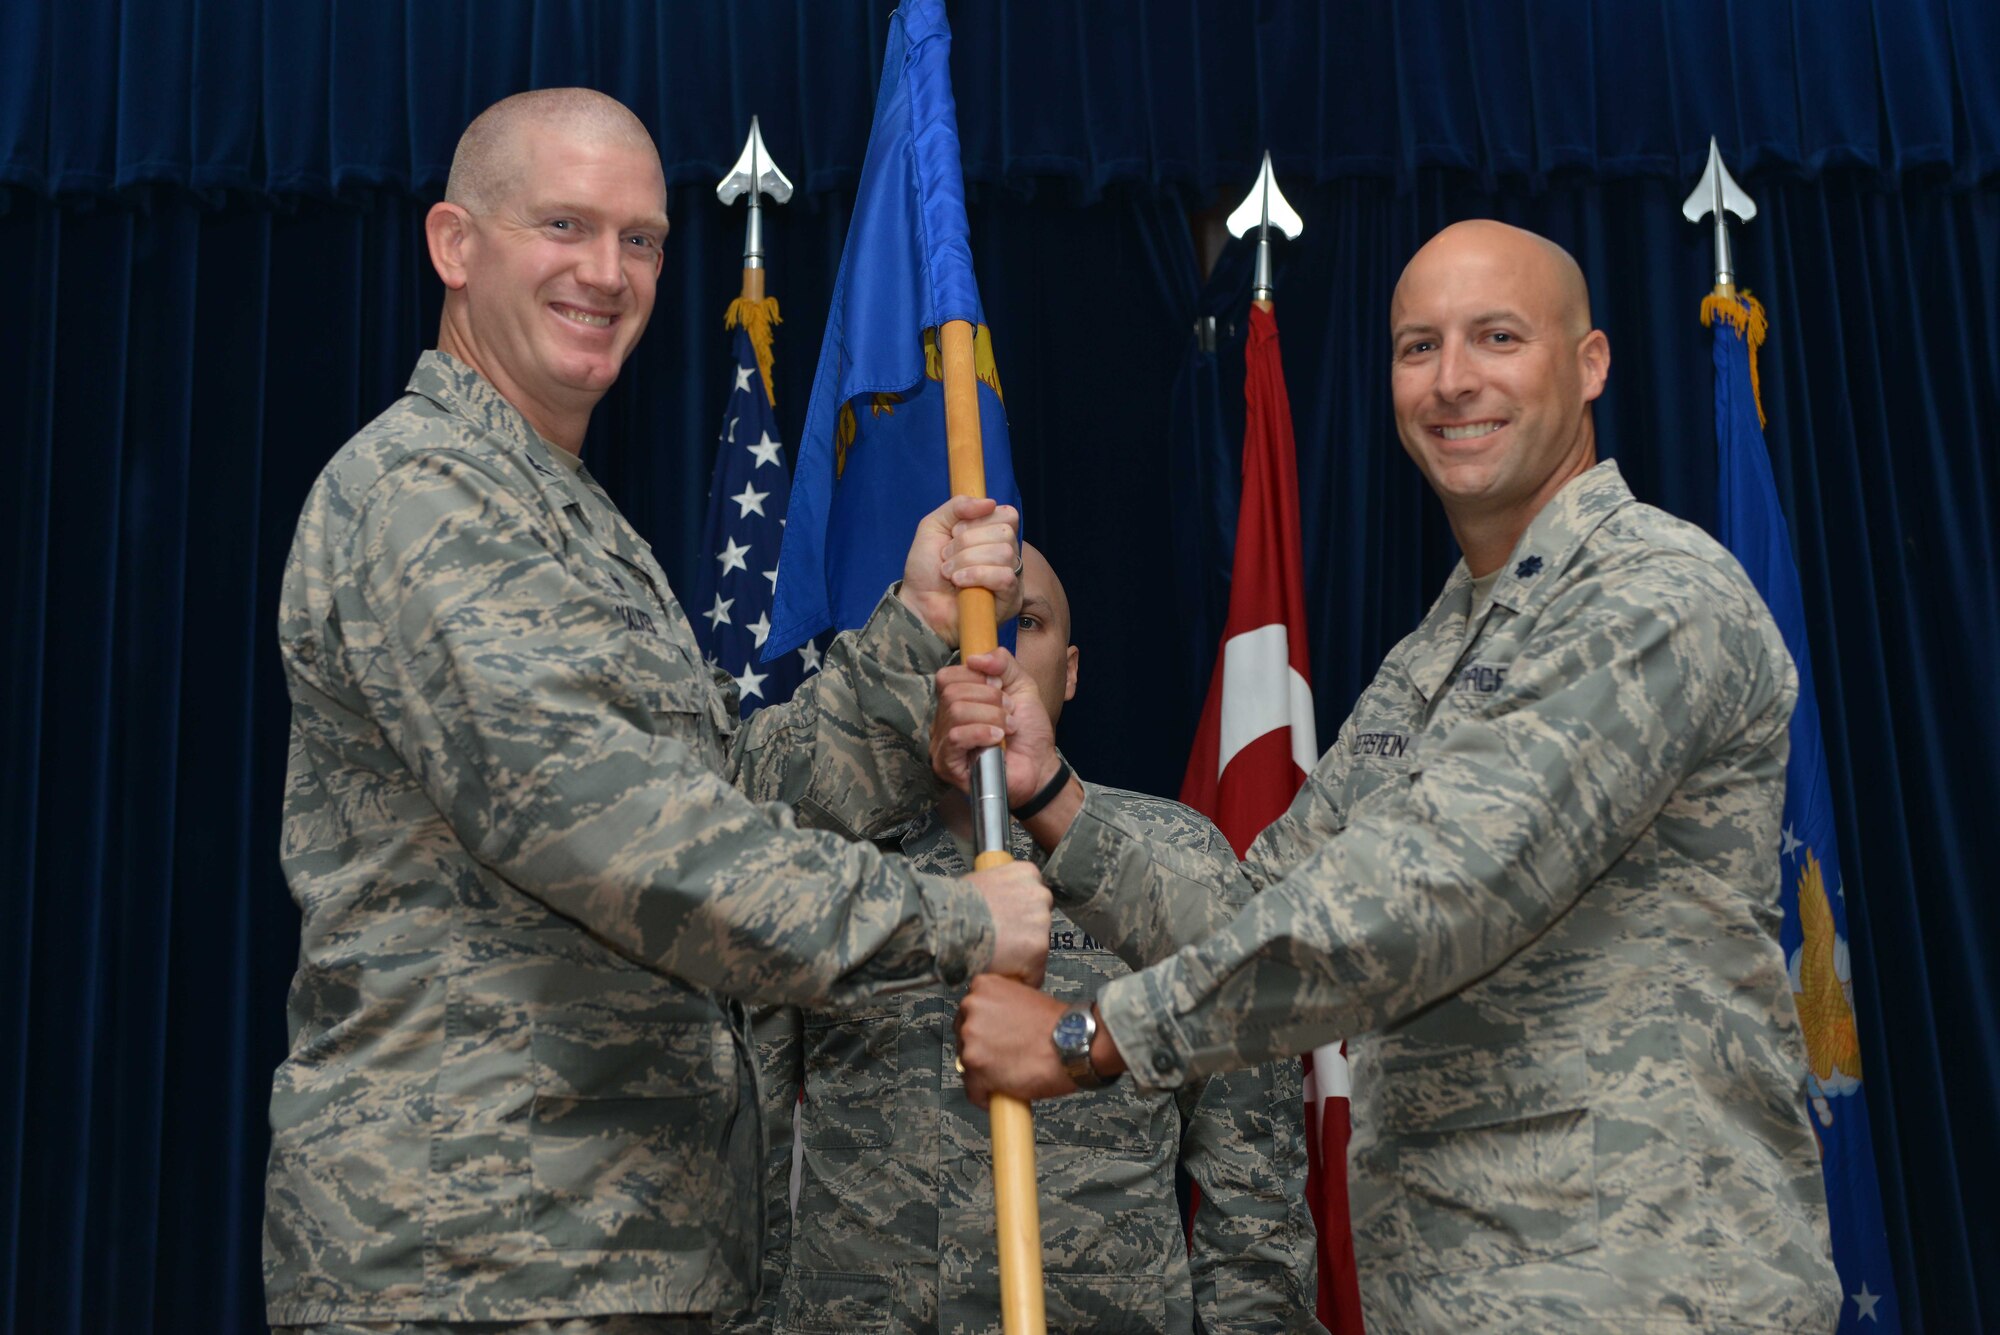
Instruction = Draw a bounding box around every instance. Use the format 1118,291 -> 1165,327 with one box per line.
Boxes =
1096,549 -> 1787,1088
334,449 -> 995,1005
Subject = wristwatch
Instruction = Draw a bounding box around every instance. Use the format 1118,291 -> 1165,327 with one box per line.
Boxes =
1051,1004 -> 1112,1090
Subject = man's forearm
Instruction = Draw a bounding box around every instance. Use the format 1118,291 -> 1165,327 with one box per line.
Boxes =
734,586 -> 952,837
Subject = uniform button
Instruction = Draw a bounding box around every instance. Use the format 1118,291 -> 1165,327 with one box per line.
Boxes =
1152,1052 -> 1175,1075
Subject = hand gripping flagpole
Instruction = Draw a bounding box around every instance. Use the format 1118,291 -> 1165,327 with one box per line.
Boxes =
1226,151 -> 1304,310
941,317 -> 1047,1335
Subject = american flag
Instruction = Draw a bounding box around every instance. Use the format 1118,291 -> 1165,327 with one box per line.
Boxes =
691,308 -> 820,713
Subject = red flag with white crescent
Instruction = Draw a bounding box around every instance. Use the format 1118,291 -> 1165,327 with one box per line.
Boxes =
1179,302 -> 1365,1334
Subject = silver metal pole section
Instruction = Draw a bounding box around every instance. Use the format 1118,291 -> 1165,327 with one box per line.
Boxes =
971,746 -> 1010,856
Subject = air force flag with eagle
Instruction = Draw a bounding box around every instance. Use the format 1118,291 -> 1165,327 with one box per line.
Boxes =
765,0 -> 1019,659
1707,291 -> 1901,1332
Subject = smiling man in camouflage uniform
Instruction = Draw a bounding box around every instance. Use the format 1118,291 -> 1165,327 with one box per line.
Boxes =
729,544 -> 1324,1335
946,221 -> 1842,1333
265,89 -> 1054,1335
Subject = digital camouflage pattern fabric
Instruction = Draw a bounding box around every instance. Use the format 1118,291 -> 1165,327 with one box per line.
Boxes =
727,791 -> 1322,1335
268,352 -> 996,1325
1049,462 -> 1840,1334
296,1317 -> 711,1334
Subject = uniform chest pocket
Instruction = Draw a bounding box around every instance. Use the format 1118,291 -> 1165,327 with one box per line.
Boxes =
567,544 -> 731,752
1341,717 -> 1417,813
528,1019 -> 739,1253
800,1003 -> 907,1149
1355,1039 -> 1599,1276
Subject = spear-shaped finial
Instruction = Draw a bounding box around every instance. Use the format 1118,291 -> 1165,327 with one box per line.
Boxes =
1681,136 -> 1757,296
1225,152 -> 1304,304
717,116 -> 794,276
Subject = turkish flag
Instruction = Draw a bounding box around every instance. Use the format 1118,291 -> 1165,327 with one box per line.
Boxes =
1179,302 -> 1365,1334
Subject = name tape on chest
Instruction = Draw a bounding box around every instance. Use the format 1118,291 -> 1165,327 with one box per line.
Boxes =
614,603 -> 660,636
1355,730 -> 1410,759
1050,926 -> 1105,953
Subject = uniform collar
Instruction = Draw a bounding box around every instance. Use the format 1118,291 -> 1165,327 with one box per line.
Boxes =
1483,458 -> 1634,616
404,350 -> 579,487
1407,459 -> 1634,704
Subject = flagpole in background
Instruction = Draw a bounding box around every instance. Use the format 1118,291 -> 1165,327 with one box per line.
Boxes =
941,316 -> 1047,1335
1197,156 -> 1366,1335
1687,138 -> 1903,1334
718,115 -> 791,303
693,119 -> 808,713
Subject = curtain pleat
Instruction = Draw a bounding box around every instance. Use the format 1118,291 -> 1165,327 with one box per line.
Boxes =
6,0 -> 1997,200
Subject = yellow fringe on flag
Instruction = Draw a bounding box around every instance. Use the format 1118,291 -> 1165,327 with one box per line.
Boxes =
724,295 -> 782,407
834,392 -> 906,478
1700,289 -> 1768,429
922,324 -> 1006,404
833,323 -> 1002,480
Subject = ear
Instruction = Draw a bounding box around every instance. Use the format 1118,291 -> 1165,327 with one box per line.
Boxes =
1578,328 -> 1610,404
1063,645 -> 1079,703
426,202 -> 474,291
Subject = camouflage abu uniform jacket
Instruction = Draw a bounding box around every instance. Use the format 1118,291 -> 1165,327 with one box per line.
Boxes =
731,791 -> 1322,1335
1048,462 -> 1840,1334
268,352 -> 995,1326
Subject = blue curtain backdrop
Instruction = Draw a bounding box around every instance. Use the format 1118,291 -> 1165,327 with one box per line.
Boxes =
2,2 -> 1995,1331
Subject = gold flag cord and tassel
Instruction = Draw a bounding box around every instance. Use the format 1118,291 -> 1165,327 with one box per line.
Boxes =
725,292 -> 783,408
1700,288 -> 1769,428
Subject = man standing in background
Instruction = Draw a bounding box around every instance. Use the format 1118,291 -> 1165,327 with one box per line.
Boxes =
733,544 -> 1323,1335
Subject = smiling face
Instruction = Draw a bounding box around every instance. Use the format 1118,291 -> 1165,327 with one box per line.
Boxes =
1389,221 -> 1609,566
429,111 -> 668,449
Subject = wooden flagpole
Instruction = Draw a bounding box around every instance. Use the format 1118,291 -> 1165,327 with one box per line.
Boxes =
939,317 -> 1046,1335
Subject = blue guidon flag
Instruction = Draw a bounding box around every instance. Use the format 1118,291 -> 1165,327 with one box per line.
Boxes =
1706,289 -> 1901,1332
766,0 -> 1019,660
691,298 -> 819,714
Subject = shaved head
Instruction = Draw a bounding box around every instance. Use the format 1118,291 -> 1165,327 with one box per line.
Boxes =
1016,543 -> 1079,727
446,88 -> 663,214
1386,219 -> 1610,574
1394,219 -> 1593,340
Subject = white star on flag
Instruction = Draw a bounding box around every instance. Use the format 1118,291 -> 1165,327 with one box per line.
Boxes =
716,537 -> 751,576
733,662 -> 769,701
798,642 -> 822,674
1851,1282 -> 1881,1322
1780,823 -> 1802,859
731,482 -> 769,518
693,316 -> 812,719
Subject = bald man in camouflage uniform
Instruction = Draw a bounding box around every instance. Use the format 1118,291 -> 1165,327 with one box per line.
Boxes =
947,222 -> 1841,1333
266,90 -> 1051,1334
731,546 -> 1323,1335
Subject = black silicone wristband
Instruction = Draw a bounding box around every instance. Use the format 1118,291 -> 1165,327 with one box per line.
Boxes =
1010,759 -> 1073,821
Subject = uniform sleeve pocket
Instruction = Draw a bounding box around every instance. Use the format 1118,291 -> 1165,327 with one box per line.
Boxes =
799,1004 -> 904,1149
1365,1039 -> 1598,1275
779,1269 -> 892,1333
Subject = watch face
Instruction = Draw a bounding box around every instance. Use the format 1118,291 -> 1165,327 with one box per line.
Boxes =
1053,1011 -> 1090,1053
